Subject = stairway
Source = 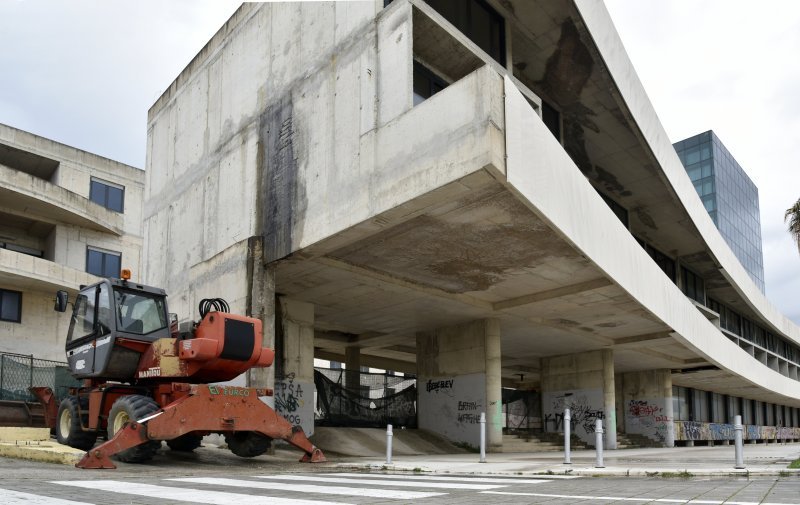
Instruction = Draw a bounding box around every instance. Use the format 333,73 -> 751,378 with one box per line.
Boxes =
500,432 -> 587,453
614,432 -> 661,449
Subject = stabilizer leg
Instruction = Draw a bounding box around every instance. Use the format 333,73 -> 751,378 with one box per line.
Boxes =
76,422 -> 150,469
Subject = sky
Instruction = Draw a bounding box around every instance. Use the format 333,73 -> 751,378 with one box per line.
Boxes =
0,0 -> 798,323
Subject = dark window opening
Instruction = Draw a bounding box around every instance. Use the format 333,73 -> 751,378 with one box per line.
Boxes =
0,288 -> 22,323
413,61 -> 448,105
89,178 -> 125,213
681,266 -> 705,304
597,191 -> 628,228
0,242 -> 43,258
636,239 -> 676,282
541,100 -> 561,142
86,248 -> 121,278
426,0 -> 506,66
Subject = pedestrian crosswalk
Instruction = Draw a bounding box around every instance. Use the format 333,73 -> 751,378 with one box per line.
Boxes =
0,471 -> 561,504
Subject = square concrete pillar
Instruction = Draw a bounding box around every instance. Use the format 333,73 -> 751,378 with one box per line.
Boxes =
345,346 -> 361,391
620,369 -> 674,447
416,318 -> 502,451
275,296 -> 315,436
541,349 -> 617,449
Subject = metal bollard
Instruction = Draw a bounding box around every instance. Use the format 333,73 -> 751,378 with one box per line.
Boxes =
386,424 -> 393,465
479,412 -> 486,463
594,419 -> 604,468
564,408 -> 572,465
734,415 -> 744,469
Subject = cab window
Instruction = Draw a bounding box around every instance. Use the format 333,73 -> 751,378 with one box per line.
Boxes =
115,290 -> 167,335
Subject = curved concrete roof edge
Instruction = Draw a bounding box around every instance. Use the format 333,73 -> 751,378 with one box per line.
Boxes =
573,0 -> 800,346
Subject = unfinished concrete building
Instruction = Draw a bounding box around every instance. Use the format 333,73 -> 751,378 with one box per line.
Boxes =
143,0 -> 800,448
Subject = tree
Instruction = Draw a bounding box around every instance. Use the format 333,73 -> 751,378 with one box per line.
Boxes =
785,198 -> 800,253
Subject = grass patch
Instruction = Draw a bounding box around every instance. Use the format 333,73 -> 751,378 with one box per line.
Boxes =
660,470 -> 694,479
787,459 -> 800,469
413,467 -> 423,473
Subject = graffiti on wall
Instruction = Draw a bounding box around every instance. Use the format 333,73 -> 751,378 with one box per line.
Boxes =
674,421 -> 800,441
418,373 -> 486,446
542,389 -> 604,444
275,372 -> 314,436
625,398 -> 672,443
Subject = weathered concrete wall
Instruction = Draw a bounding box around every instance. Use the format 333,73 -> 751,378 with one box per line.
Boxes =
275,297 -> 315,436
417,319 -> 501,449
540,349 -> 616,447
621,369 -> 674,446
0,287 -> 74,362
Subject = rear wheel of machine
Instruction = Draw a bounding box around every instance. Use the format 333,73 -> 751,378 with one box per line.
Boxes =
107,395 -> 162,463
55,396 -> 96,450
224,432 -> 271,457
166,434 -> 203,452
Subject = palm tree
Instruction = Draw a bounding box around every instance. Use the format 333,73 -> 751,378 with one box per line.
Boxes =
785,198 -> 800,253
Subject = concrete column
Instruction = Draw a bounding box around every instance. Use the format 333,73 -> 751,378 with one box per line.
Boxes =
620,369 -> 674,447
345,346 -> 361,391
541,349 -> 617,449
416,318 -> 502,451
275,296 -> 315,436
247,252 -> 275,390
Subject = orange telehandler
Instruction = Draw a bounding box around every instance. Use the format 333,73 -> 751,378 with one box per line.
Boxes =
41,270 -> 325,469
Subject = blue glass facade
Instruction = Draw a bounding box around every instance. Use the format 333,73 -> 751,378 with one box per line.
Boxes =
674,131 -> 765,291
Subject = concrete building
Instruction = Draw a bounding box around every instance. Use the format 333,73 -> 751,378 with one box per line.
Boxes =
143,0 -> 800,447
674,131 -> 765,292
0,123 -> 143,361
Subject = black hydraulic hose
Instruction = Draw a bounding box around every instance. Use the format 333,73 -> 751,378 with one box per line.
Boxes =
198,298 -> 230,318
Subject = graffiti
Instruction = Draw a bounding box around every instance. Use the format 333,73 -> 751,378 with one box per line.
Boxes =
675,421 -> 800,441
457,413 -> 481,424
628,400 -> 660,417
544,395 -> 604,434
458,401 -> 478,411
275,372 -> 306,427
626,398 -> 672,443
426,379 -> 454,393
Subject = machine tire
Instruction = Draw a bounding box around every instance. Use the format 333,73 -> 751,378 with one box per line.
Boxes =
224,432 -> 271,458
55,396 -> 96,450
166,434 -> 203,452
107,395 -> 162,463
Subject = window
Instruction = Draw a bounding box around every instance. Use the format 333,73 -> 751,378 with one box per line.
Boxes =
427,0 -> 506,66
0,289 -> 22,323
114,289 -> 167,335
89,177 -> 125,213
681,266 -> 705,304
86,247 -> 121,278
413,61 -> 448,105
541,100 -> 561,142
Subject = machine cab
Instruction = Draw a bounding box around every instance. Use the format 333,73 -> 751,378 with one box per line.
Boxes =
61,277 -> 171,380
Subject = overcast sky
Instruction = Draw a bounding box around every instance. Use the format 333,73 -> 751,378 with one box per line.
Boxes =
1,0 -> 798,323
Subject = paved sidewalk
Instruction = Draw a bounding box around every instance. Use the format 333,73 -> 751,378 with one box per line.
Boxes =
333,443 -> 800,477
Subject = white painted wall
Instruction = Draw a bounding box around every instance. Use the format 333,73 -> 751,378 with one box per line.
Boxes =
417,372 -> 487,447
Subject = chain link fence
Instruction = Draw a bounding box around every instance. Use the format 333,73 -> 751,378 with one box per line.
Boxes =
0,352 -> 79,402
314,368 -> 417,428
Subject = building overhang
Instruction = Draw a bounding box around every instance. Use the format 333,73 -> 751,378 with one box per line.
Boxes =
0,164 -> 122,236
0,248 -> 98,294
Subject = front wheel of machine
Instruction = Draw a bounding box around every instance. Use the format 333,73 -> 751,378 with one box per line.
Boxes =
225,432 -> 272,457
107,395 -> 162,463
55,396 -> 96,450
166,434 -> 203,452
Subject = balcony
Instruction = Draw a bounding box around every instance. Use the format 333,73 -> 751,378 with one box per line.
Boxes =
0,163 -> 122,236
0,248 -> 97,294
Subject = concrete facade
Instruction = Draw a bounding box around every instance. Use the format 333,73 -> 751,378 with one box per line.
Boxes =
0,123 -> 143,362
143,1 -> 800,447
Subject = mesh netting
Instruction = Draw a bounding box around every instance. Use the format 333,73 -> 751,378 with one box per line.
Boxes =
503,388 -> 540,431
0,352 -> 79,402
314,368 -> 417,428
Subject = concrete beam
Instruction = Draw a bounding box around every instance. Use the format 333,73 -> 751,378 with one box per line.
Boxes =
315,349 -> 417,375
612,331 -> 674,348
350,331 -> 409,349
493,277 -> 612,311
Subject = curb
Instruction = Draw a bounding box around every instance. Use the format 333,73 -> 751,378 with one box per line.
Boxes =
0,441 -> 83,466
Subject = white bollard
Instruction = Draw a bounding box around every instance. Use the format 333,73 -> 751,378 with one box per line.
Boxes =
564,408 -> 572,465
734,415 -> 744,469
479,412 -> 486,463
594,419 -> 604,468
386,424 -> 393,465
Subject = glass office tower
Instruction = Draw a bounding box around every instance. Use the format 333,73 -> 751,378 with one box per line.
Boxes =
674,131 -> 765,291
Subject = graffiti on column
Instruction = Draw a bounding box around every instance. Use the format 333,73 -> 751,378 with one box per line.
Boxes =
542,389 -> 604,444
418,373 -> 487,447
626,399 -> 671,443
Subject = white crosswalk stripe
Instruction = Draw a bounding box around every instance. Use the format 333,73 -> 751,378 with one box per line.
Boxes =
255,474 -> 502,489
168,477 -> 446,500
322,472 -> 557,484
0,488 -> 94,505
51,480 -> 354,505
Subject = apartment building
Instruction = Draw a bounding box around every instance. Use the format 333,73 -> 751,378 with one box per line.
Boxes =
0,123 -> 143,361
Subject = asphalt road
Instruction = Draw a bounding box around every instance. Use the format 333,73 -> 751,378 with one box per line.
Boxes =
1,456 -> 799,505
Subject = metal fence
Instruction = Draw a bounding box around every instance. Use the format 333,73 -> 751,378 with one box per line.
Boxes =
0,352 -> 79,402
314,368 -> 417,428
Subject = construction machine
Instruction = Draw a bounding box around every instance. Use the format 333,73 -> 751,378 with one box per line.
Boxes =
47,270 -> 325,469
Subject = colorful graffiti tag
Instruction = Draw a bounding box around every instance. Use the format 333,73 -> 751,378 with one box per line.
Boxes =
674,421 -> 800,441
